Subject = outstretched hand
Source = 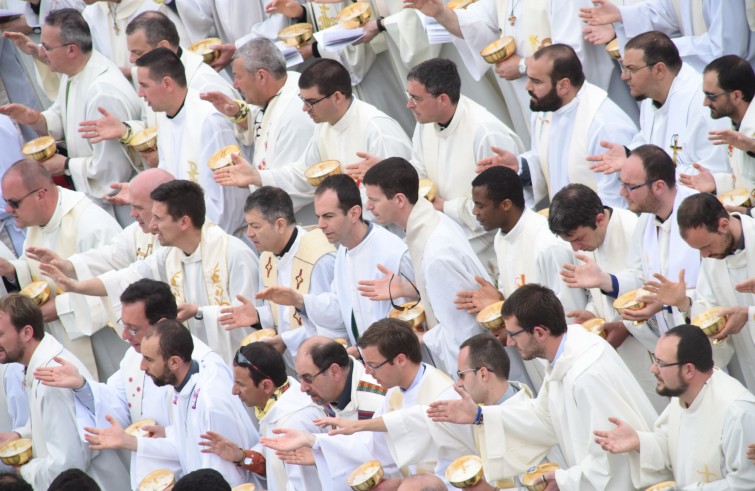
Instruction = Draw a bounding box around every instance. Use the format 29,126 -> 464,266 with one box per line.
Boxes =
454,276 -> 502,314
593,417 -> 640,454
426,385 -> 478,424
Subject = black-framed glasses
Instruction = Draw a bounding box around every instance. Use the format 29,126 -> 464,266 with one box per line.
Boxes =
357,350 -> 396,372
456,367 -> 495,379
620,180 -> 654,192
508,324 -> 538,339
299,366 -> 328,384
651,353 -> 688,368
6,188 -> 41,209
703,91 -> 729,102
235,348 -> 273,380
619,61 -> 658,76
299,92 -> 334,110
389,272 -> 422,311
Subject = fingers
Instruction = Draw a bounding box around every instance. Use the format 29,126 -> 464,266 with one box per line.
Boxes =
376,263 -> 393,276
97,107 -> 112,118
474,275 -> 490,287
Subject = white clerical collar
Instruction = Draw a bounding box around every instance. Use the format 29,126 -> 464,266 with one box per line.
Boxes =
181,242 -> 202,264
40,190 -> 65,232
553,87 -> 581,117
330,98 -> 356,133
400,363 -> 426,393
346,221 -> 374,254
500,207 -> 531,241
550,332 -> 567,367
494,383 -> 519,405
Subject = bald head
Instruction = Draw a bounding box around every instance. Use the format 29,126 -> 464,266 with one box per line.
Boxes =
397,475 -> 446,491
129,169 -> 174,232
2,160 -> 54,191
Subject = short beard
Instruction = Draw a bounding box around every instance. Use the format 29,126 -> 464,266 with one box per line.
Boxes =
529,86 -> 563,112
656,377 -> 688,397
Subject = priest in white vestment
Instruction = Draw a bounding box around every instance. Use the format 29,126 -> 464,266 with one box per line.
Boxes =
564,146 -> 700,351
407,58 -> 523,273
594,325 -> 755,490
200,341 -> 326,491
455,167 -> 589,391
0,9 -> 143,225
549,183 -> 668,412
85,319 -> 259,488
591,31 -> 730,179
218,59 -> 411,219
0,160 -> 125,381
251,177 -> 413,346
227,187 -> 334,366
0,294 -> 130,491
46,180 -> 259,365
203,38 -> 316,222
260,318 -> 463,491
134,48 -> 248,236
479,44 -> 636,209
427,284 -> 658,491
362,158 -> 488,376
34,278 -> 230,489
644,193 -> 755,392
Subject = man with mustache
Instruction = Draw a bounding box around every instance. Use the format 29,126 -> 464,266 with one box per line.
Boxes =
476,43 -> 636,210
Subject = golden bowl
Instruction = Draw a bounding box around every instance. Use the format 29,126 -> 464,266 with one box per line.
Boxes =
21,136 -> 56,162
388,302 -> 426,333
304,160 -> 341,187
477,300 -> 505,330
240,328 -> 277,347
521,463 -> 560,491
125,418 -> 156,438
692,308 -> 726,337
334,337 -> 349,347
718,188 -> 751,208
347,460 -> 383,491
581,318 -> 607,339
446,455 -> 484,488
418,178 -> 437,202
537,208 -> 550,218
480,36 -> 517,64
130,126 -> 158,153
139,468 -> 175,491
279,23 -> 314,47
447,0 -> 477,9
605,38 -> 620,59
646,482 -> 677,491
20,280 -> 51,306
0,439 -> 32,466
613,289 -> 646,315
189,38 -> 222,64
232,484 -> 257,491
208,144 -> 240,170
337,2 -> 372,29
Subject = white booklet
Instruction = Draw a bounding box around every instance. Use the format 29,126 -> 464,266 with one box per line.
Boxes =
415,10 -> 451,45
275,41 -> 304,68
313,24 -> 365,52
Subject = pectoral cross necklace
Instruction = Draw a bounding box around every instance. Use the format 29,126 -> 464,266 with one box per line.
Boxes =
108,0 -> 120,35
508,0 -> 521,26
670,134 -> 683,167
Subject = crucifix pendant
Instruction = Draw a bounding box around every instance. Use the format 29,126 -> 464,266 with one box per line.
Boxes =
508,15 -> 516,26
670,134 -> 682,167
114,24 -> 120,35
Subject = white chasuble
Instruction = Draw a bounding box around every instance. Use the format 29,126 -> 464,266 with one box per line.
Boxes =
713,101 -> 755,198
632,369 -> 755,489
85,0 -> 159,68
12,188 -> 123,380
405,198 -> 489,375
694,214 -> 755,392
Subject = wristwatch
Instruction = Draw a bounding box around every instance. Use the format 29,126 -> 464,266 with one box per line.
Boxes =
32,27 -> 41,35
518,57 -> 527,76
194,308 -> 203,321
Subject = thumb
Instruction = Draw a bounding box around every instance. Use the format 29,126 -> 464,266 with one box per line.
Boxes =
490,145 -> 506,156
607,416 -> 622,427
692,162 -> 707,173
376,263 -> 393,276
52,356 -> 70,366
236,294 -> 250,305
355,151 -> 368,159
97,107 -> 112,118
474,275 -> 488,287
574,253 -> 591,264
110,182 -> 124,190
678,268 -> 685,283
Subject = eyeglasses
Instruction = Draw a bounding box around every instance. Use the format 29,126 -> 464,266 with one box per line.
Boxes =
456,367 -> 495,379
6,188 -> 41,209
389,272 -> 422,311
299,366 -> 328,384
651,353 -> 688,369
508,324 -> 538,339
40,42 -> 74,52
117,318 -> 141,337
619,61 -> 658,76
703,91 -> 729,102
299,92 -> 334,110
620,180 -> 654,192
235,348 -> 273,380
357,351 -> 395,372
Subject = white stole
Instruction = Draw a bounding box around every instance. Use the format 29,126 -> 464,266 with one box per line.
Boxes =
316,100 -> 382,171
252,75 -> 298,171
494,0 -> 551,56
534,83 -> 606,197
404,198 -> 441,327
670,0 -> 707,36
640,186 -> 700,332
